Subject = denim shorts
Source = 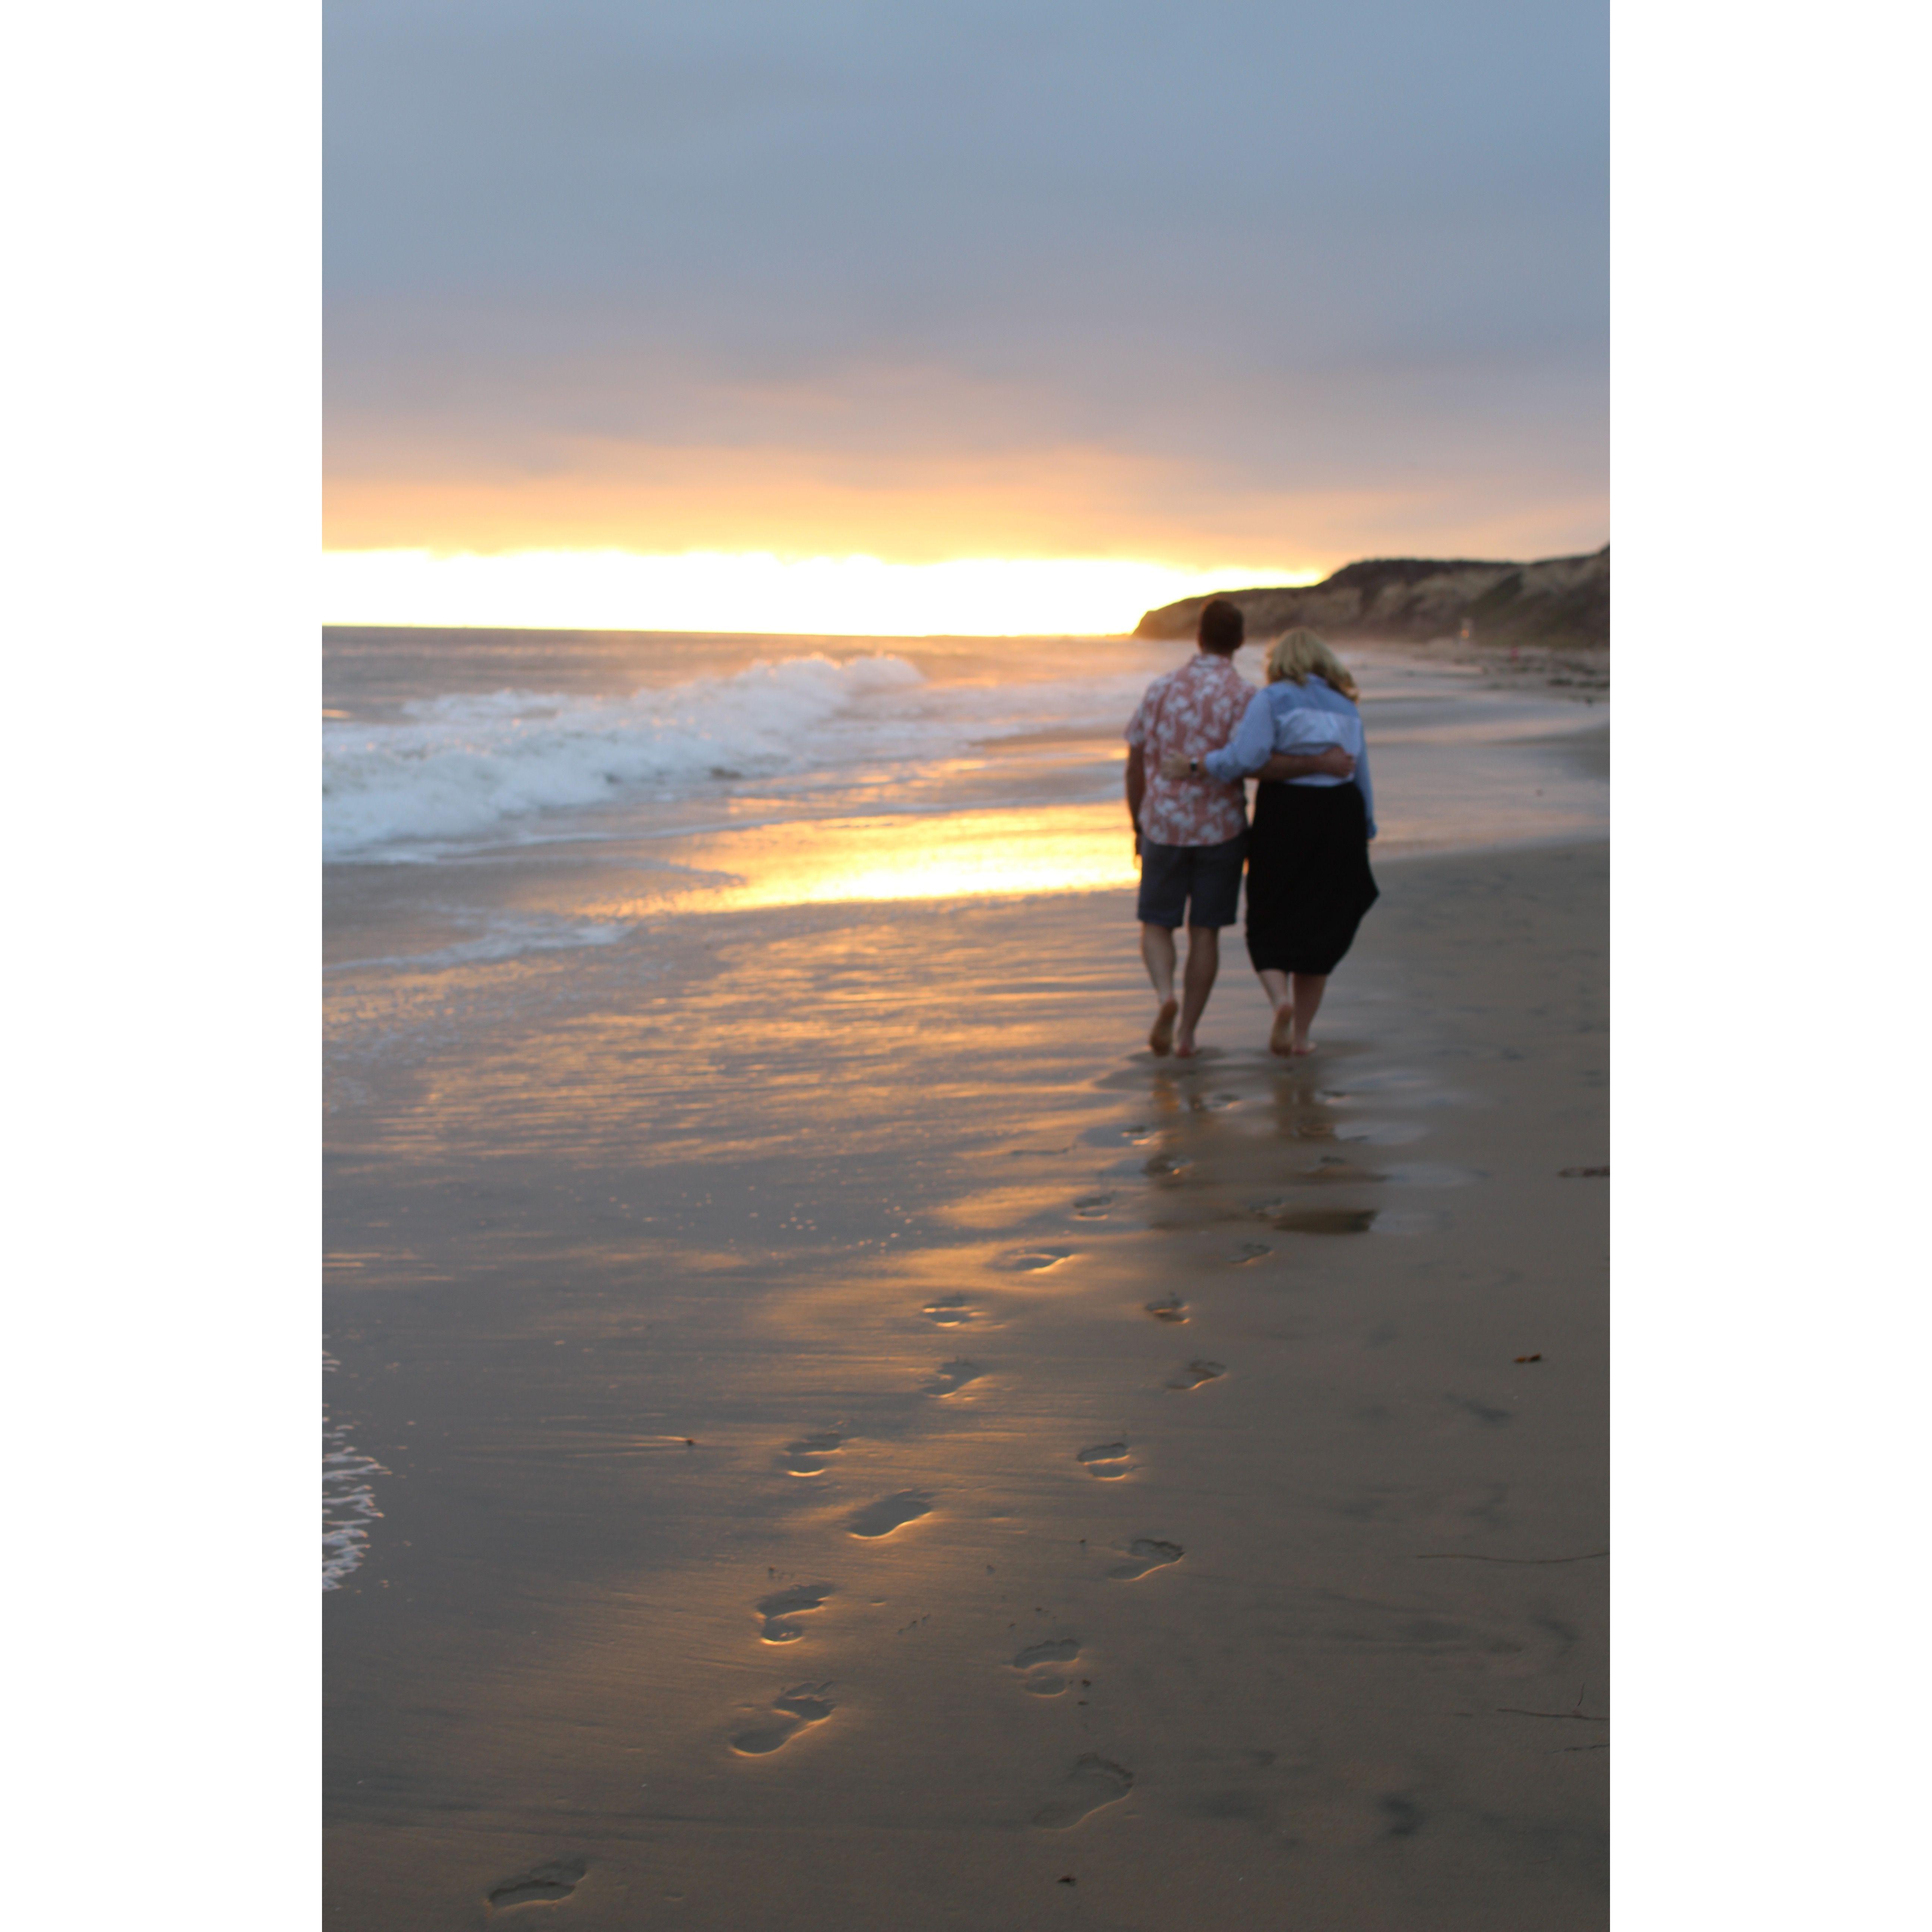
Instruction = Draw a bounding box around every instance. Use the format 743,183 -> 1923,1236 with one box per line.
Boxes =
1136,832 -> 1247,929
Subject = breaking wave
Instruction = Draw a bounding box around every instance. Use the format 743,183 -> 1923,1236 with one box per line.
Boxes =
323,651 -> 925,859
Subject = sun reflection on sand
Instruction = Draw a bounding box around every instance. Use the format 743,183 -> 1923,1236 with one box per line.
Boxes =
622,803 -> 1139,914
576,771 -> 1607,923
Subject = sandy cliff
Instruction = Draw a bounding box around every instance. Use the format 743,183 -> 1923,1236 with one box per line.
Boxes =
1136,544 -> 1609,650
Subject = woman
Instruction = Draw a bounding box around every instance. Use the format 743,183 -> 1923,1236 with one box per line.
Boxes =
1163,629 -> 1377,1055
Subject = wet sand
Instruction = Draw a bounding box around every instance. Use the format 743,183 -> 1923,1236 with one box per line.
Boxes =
324,838 -> 1607,1929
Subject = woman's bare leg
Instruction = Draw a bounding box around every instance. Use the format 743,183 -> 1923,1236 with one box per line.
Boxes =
1257,967 -> 1292,1054
1288,972 -> 1328,1054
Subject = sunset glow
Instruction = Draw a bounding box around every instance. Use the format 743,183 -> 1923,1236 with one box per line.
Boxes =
321,549 -> 1321,638
597,806 -> 1143,915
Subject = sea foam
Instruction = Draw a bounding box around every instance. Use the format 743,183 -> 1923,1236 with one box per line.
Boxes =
323,651 -> 925,859
323,1352 -> 387,1591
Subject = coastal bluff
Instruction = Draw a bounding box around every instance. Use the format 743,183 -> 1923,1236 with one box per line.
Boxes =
1135,544 -> 1609,650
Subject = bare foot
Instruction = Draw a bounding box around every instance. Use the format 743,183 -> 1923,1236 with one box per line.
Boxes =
1175,1033 -> 1197,1058
1268,1003 -> 1295,1057
1148,998 -> 1178,1057
1289,1034 -> 1316,1057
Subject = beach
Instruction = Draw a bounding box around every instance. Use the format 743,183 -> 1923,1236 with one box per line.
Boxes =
324,631 -> 1607,1928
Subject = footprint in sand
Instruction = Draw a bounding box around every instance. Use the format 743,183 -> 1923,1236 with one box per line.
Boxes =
921,1360 -> 983,1396
1229,1242 -> 1273,1264
486,1855 -> 588,1909
755,1584 -> 833,1643
729,1685 -> 837,1756
1108,1538 -> 1183,1581
922,1296 -> 976,1327
1145,1295 -> 1189,1324
1077,1442 -> 1131,1479
1032,1754 -> 1134,1828
1071,1193 -> 1115,1219
778,1431 -> 845,1476
1011,1636 -> 1082,1695
1167,1359 -> 1225,1390
994,1247 -> 1075,1272
848,1490 -> 935,1538
1268,1206 -> 1380,1235
1143,1153 -> 1193,1180
1296,1156 -> 1391,1185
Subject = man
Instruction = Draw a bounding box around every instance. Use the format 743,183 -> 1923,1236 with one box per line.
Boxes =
1124,599 -> 1353,1057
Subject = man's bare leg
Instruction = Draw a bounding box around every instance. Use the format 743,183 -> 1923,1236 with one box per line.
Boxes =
1175,926 -> 1221,1057
1288,971 -> 1328,1055
1142,925 -> 1180,1055
1257,966 -> 1293,1055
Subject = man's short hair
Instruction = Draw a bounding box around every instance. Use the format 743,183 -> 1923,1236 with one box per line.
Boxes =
1198,597 -> 1245,655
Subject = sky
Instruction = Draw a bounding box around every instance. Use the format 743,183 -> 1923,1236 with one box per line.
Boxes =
325,0 -> 1607,632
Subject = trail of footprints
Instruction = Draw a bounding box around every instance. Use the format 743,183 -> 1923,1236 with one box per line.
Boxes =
716,1142 -> 1222,1828
494,1086 -> 1407,1908
512,1083 -> 1455,1901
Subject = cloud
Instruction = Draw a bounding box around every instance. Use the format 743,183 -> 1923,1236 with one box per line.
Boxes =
326,0 -> 1607,564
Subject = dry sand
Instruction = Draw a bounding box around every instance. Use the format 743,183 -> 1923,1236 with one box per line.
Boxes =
325,837 -> 1607,1930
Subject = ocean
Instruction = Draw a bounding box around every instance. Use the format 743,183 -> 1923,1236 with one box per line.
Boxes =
325,625 -> 1603,904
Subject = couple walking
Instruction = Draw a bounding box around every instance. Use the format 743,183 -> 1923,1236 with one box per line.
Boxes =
1124,597 -> 1377,1058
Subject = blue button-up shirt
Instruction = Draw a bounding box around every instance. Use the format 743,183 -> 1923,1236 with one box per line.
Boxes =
1201,675 -> 1375,839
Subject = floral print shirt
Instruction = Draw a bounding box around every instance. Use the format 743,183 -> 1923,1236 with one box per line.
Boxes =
1125,652 -> 1253,847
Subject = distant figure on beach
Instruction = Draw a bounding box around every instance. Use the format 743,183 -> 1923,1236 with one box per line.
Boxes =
1126,600 -> 1355,1058
1165,628 -> 1376,1056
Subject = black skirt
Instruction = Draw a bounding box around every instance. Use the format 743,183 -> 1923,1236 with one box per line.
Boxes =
1244,781 -> 1379,976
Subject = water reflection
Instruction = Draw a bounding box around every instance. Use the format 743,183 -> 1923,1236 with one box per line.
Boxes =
607,804 -> 1138,915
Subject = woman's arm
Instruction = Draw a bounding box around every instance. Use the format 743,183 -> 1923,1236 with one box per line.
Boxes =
1161,744 -> 1353,782
1255,745 -> 1354,783
1355,739 -> 1376,839
1200,690 -> 1279,781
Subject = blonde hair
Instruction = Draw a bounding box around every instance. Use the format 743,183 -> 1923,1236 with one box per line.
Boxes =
1265,628 -> 1359,700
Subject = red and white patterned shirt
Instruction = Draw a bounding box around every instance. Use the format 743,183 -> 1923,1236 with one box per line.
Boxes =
1126,653 -> 1253,847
